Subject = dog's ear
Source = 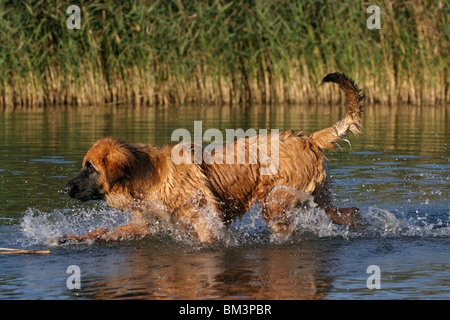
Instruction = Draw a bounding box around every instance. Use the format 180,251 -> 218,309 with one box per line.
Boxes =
101,139 -> 136,190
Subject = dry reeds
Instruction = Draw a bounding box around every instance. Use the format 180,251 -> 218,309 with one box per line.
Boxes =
0,0 -> 448,109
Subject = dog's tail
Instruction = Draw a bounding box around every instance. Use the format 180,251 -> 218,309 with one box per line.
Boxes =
309,72 -> 364,150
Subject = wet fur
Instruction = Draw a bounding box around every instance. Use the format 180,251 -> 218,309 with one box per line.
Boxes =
61,72 -> 364,244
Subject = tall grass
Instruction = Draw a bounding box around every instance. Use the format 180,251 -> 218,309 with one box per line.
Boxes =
0,0 -> 448,109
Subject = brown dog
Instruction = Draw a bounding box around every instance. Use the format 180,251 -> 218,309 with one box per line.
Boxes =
61,73 -> 364,244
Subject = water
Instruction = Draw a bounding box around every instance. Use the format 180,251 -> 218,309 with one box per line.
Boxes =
0,104 -> 449,300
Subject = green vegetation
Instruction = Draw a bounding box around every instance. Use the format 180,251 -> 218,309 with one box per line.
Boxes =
0,0 -> 448,109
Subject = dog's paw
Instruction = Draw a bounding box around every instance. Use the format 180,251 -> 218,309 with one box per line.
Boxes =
48,235 -> 84,246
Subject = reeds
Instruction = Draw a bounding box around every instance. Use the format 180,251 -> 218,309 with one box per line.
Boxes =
0,0 -> 448,109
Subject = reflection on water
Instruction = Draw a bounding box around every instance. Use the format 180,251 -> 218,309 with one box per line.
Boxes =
75,240 -> 331,300
0,104 -> 449,299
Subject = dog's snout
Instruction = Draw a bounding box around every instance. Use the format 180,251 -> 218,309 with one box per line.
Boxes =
63,172 -> 104,202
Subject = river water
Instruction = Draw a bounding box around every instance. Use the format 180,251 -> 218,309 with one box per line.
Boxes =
0,104 -> 448,299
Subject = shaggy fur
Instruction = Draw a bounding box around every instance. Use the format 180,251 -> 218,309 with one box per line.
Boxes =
61,72 -> 364,244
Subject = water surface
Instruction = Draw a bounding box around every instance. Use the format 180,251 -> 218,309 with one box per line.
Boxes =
0,104 -> 448,299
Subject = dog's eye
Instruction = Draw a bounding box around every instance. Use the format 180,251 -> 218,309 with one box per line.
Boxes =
84,162 -> 96,174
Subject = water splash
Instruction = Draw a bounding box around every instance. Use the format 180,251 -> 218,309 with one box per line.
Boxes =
19,201 -> 449,246
229,203 -> 450,243
20,205 -> 132,246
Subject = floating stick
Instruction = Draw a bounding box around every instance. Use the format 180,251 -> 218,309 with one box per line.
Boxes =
0,247 -> 50,255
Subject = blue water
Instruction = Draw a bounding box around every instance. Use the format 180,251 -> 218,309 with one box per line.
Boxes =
0,104 -> 449,299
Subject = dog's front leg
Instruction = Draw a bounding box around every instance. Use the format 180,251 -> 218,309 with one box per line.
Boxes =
54,222 -> 150,244
172,203 -> 224,245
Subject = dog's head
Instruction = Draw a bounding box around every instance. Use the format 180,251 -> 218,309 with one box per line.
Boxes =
64,138 -> 138,202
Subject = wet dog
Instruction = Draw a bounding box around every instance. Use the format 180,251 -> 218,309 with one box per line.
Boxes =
61,72 -> 364,244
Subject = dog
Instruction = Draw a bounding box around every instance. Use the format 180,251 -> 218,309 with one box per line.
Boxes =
61,72 -> 364,244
